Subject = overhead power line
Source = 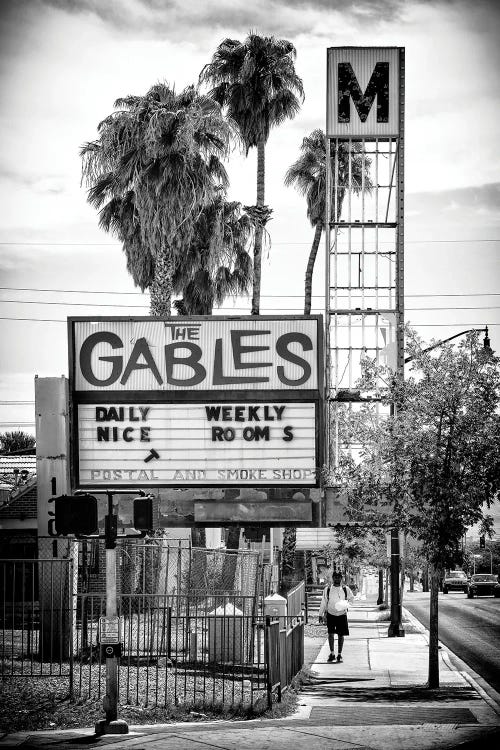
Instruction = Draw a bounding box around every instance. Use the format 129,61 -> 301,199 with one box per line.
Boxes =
0,239 -> 499,246
1,286 -> 500,299
1,299 -> 500,312
0,401 -> 34,405
1,299 -> 149,308
0,422 -> 36,426
0,316 -> 498,327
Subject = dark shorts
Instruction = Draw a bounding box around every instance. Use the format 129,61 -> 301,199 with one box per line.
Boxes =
326,612 -> 349,636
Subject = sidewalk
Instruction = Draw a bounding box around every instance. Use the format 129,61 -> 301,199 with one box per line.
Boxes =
1,598 -> 499,750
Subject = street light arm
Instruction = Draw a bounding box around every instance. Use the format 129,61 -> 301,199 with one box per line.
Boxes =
405,327 -> 489,364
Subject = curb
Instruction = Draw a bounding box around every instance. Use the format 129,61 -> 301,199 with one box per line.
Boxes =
401,605 -> 427,636
402,606 -> 500,716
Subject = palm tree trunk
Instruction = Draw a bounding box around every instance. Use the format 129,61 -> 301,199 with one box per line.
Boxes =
428,565 -> 441,688
150,242 -> 173,316
304,222 -> 323,314
251,139 -> 265,316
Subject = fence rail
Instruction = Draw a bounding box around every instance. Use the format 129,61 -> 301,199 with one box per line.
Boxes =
1,549 -> 304,710
74,593 -> 266,707
286,581 -> 305,619
1,558 -> 75,690
265,615 -> 304,708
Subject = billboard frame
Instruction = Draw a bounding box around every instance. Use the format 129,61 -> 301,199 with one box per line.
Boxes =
67,315 -> 324,491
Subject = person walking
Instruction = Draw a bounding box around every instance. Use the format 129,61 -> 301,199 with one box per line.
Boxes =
318,570 -> 354,662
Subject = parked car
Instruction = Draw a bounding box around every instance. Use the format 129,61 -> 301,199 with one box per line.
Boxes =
442,570 -> 468,594
466,574 -> 500,598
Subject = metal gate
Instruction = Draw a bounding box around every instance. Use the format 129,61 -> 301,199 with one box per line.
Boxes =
0,558 -> 75,690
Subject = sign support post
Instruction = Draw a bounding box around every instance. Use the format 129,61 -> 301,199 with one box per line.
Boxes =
95,492 -> 128,736
325,47 -> 405,634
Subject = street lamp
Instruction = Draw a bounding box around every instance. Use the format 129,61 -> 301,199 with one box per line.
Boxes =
405,327 -> 492,364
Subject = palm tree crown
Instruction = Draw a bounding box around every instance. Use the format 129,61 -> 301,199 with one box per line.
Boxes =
284,129 -> 326,227
200,33 -> 304,315
285,130 -> 372,314
200,34 -> 304,153
173,195 -> 254,315
81,83 -> 231,315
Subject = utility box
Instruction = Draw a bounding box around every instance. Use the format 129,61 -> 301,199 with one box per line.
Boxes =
207,603 -> 244,663
264,592 -> 287,622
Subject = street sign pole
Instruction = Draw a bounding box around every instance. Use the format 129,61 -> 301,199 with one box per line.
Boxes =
95,493 -> 128,736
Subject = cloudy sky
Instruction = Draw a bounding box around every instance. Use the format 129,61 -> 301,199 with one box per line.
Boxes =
0,0 -> 499,434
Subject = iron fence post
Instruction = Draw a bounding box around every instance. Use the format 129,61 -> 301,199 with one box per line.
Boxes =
265,616 -> 272,709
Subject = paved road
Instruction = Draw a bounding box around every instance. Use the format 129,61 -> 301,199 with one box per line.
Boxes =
405,590 -> 500,693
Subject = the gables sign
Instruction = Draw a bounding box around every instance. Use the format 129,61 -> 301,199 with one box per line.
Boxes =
69,316 -> 323,489
327,47 -> 403,137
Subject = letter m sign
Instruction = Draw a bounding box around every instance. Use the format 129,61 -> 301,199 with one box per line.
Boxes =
327,47 -> 403,137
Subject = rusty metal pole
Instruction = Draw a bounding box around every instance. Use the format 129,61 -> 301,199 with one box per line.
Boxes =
388,51 -> 406,639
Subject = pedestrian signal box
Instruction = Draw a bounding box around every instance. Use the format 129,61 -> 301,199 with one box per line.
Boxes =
133,496 -> 155,531
53,494 -> 98,535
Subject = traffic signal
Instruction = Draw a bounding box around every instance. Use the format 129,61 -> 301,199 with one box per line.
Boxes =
133,496 -> 156,531
53,494 -> 98,535
479,535 -> 486,549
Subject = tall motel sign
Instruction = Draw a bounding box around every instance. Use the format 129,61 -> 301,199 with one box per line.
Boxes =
325,47 -> 405,518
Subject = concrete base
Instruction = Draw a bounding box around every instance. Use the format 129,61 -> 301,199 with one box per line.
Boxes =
95,719 -> 129,736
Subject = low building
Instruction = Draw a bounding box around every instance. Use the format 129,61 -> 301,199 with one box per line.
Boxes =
0,454 -> 37,558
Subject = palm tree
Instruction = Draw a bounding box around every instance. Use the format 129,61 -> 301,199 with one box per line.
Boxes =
200,33 -> 304,315
81,83 -> 231,315
173,195 -> 254,314
285,130 -> 372,314
0,431 -> 35,454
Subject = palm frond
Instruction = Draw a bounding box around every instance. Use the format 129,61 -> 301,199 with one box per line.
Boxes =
80,80 -> 234,311
201,32 -> 304,151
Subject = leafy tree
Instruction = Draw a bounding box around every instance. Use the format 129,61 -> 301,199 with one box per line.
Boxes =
330,526 -> 371,588
173,195 -> 253,314
285,131 -> 372,314
464,538 -> 500,575
403,536 -> 426,592
81,83 -> 230,315
336,329 -> 500,687
0,431 -> 35,453
360,528 -> 390,604
201,33 -> 304,314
